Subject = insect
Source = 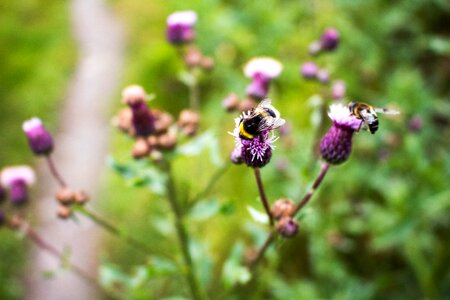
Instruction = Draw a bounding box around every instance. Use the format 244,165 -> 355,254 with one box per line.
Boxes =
239,99 -> 285,140
349,101 -> 400,134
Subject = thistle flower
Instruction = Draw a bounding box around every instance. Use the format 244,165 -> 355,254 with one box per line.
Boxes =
276,217 -> 299,238
1,166 -> 36,205
319,104 -> 362,165
22,118 -> 54,155
320,28 -> 340,51
230,111 -> 280,168
121,85 -> 155,137
166,10 -> 197,45
244,57 -> 282,99
300,62 -> 318,79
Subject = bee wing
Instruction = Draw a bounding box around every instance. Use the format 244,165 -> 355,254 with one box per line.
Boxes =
256,117 -> 286,132
259,99 -> 272,107
271,117 -> 286,129
374,107 -> 400,115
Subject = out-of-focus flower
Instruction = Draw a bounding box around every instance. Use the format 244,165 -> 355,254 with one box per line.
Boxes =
166,10 -> 197,45
319,104 -> 362,165
121,85 -> 155,137
320,28 -> 340,51
23,118 -> 54,155
122,85 -> 147,105
317,69 -> 330,84
1,166 -> 36,205
178,109 -> 200,136
408,115 -> 423,133
300,62 -> 318,79
244,57 -> 282,99
222,93 -> 240,112
332,80 -> 346,100
55,187 -> 75,206
276,216 -> 299,238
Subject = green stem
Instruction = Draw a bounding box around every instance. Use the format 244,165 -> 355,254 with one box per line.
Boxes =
73,205 -> 160,256
253,168 -> 274,226
249,162 -> 331,267
189,74 -> 200,111
191,164 -> 230,203
164,161 -> 204,300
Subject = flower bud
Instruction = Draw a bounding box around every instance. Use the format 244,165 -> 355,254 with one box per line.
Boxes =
55,188 -> 75,206
166,11 -> 197,45
271,198 -> 296,220
22,118 -> 54,155
178,109 -> 200,136
200,56 -> 214,71
238,98 -> 257,113
130,101 -> 155,137
57,205 -> 72,219
222,93 -> 240,112
122,85 -> 147,105
154,110 -> 174,134
276,217 -> 299,238
113,108 -> 133,133
132,138 -> 151,159
74,190 -> 89,205
184,47 -> 202,67
157,133 -> 177,150
408,115 -> 423,133
331,80 -> 346,100
300,62 -> 318,79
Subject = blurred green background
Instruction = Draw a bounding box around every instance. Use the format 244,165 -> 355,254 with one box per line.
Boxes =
1,0 -> 449,299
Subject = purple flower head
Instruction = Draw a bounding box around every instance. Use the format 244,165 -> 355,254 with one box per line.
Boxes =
319,104 -> 362,165
317,69 -> 330,84
1,166 -> 35,205
320,28 -> 340,51
244,57 -> 282,99
332,80 -> 346,100
122,85 -> 155,137
230,104 -> 284,168
300,62 -> 318,79
22,118 -> 54,155
166,11 -> 197,45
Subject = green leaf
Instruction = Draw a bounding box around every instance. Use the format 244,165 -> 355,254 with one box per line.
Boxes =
176,131 -> 223,166
189,198 -> 221,221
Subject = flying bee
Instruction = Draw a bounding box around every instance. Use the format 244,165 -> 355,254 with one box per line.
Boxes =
349,101 -> 400,134
239,99 -> 285,140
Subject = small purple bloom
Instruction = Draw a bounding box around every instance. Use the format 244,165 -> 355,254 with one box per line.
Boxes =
408,115 -> 423,133
319,104 -> 362,165
320,28 -> 340,51
1,166 -> 35,205
300,62 -> 318,79
276,217 -> 299,238
332,80 -> 346,100
22,118 -> 54,155
166,11 -> 197,45
244,57 -> 282,99
317,69 -> 330,84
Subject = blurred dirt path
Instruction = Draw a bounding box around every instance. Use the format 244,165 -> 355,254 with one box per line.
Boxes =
24,0 -> 124,299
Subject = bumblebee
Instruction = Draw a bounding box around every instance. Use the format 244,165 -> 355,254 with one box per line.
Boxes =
349,101 -> 399,134
239,99 -> 285,140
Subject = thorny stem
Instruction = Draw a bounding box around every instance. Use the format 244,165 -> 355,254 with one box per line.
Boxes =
8,218 -> 100,291
73,205 -> 159,256
253,168 -> 274,226
45,155 -> 67,188
249,162 -> 331,267
164,161 -> 204,300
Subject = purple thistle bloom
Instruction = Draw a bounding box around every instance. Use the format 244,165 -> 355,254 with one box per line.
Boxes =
244,57 -> 282,99
129,101 -> 156,137
320,104 -> 362,165
166,11 -> 197,45
300,62 -> 318,79
22,118 -> 54,155
1,166 -> 35,205
320,28 -> 340,51
230,110 -> 281,168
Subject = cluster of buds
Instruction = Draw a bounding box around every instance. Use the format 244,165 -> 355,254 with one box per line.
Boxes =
55,188 -> 89,219
271,198 -> 299,238
182,46 -> 214,72
221,93 -> 259,113
300,62 -> 330,84
0,166 -> 35,206
115,85 -> 201,160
